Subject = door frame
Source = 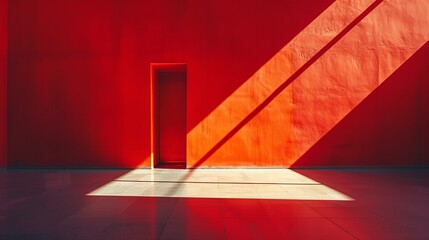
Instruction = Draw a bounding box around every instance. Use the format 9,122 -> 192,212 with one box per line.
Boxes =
150,63 -> 187,169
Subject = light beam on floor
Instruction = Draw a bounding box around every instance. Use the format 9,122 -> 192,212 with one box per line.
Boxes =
87,169 -> 353,200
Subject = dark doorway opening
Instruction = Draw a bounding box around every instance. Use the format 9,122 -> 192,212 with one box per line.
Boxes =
151,64 -> 187,169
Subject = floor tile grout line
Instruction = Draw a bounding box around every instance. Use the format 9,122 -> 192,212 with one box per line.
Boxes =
156,198 -> 177,240
310,206 -> 360,240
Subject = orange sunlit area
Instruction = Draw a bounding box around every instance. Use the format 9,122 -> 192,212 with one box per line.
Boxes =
187,0 -> 429,167
1,0 -> 429,239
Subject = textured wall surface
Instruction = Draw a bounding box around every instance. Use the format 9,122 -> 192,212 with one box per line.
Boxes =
188,0 -> 429,167
0,0 -> 6,168
6,0 -> 429,168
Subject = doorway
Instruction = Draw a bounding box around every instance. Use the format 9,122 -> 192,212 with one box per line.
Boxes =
151,64 -> 187,168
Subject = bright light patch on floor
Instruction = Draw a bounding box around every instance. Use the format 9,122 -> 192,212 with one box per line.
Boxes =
87,169 -> 353,200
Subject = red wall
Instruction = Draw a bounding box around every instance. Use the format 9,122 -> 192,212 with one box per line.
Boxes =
0,0 -> 6,168
6,0 -> 429,168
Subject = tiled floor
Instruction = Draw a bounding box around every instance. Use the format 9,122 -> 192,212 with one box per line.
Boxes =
1,168 -> 429,239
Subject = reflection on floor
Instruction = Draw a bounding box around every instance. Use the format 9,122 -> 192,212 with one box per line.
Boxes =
1,168 -> 429,239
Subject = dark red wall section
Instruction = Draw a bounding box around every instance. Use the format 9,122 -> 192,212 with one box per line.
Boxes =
6,0 -> 429,168
0,0 -> 6,168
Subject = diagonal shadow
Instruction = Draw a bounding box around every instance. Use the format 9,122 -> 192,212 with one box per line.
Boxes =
291,40 -> 429,167
162,0 -> 384,198
190,0 -> 383,169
